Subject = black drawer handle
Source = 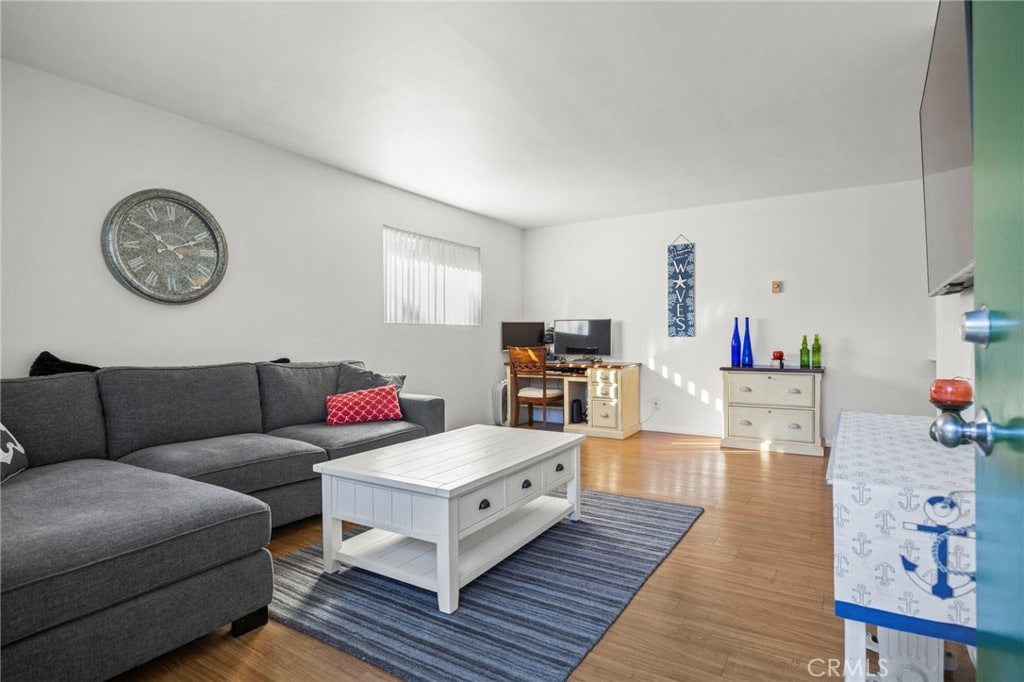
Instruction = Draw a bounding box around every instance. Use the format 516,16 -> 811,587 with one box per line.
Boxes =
740,419 -> 752,426
739,386 -> 752,392
555,463 -> 565,472
478,499 -> 490,511
789,388 -> 802,394
788,423 -> 802,430
521,479 -> 532,489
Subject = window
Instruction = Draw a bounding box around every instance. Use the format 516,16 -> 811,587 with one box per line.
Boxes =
383,226 -> 482,325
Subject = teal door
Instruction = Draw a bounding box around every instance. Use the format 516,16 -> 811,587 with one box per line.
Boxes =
973,1 -> 1024,677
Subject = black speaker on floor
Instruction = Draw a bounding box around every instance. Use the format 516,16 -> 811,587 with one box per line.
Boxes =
571,399 -> 583,424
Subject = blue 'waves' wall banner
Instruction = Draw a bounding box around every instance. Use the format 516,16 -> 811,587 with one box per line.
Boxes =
667,243 -> 695,337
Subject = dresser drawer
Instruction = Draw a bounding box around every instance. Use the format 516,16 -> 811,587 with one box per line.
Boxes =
727,373 -> 814,408
728,406 -> 815,444
458,480 -> 505,530
543,451 -> 575,486
590,368 -> 619,385
588,399 -> 619,428
504,463 -> 543,505
589,383 -> 619,400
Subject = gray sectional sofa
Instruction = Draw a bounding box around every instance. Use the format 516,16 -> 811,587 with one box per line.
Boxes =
0,360 -> 444,681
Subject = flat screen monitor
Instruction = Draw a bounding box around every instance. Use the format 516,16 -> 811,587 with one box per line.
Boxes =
920,0 -> 974,296
501,321 -> 545,350
553,319 -> 612,356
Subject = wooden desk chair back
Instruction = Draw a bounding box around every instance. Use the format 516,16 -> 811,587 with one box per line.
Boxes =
507,346 -> 564,429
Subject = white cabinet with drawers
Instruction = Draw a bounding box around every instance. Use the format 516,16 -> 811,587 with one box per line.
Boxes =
563,364 -> 641,440
720,367 -> 824,456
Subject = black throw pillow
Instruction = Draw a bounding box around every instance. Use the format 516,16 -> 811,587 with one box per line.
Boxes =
29,351 -> 100,376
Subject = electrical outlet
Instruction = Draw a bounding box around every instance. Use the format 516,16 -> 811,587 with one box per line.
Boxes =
653,399 -> 662,410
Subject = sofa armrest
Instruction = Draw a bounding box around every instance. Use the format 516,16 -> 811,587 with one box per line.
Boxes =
399,393 -> 445,436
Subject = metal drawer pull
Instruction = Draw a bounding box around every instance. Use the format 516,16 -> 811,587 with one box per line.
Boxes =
788,423 -> 802,430
521,479 -> 532,489
740,419 -> 752,426
600,412 -> 610,418
739,386 -> 752,392
478,499 -> 491,510
788,388 -> 802,394
555,463 -> 565,472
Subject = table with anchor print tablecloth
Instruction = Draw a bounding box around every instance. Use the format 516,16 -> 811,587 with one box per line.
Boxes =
829,410 -> 976,646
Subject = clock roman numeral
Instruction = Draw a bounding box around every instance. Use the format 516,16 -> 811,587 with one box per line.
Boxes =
121,240 -> 140,249
195,263 -> 212,278
191,233 -> 210,243
144,205 -> 160,222
199,248 -> 216,259
166,204 -> 176,221
166,275 -> 179,292
127,256 -> 147,271
187,275 -> 201,289
144,271 -> 159,287
128,220 -> 149,232
182,215 -> 194,230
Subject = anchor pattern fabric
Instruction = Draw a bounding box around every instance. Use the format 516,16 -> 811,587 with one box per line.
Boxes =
830,411 -> 975,641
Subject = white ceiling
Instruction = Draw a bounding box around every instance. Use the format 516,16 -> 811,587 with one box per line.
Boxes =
1,1 -> 939,228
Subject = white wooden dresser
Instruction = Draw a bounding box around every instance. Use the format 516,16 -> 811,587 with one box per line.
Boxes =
719,366 -> 825,456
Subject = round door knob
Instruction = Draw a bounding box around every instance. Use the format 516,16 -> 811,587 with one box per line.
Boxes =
930,408 -> 997,455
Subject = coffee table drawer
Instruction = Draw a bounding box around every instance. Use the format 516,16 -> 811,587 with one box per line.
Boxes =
505,463 -> 543,505
458,480 -> 505,530
543,451 -> 574,486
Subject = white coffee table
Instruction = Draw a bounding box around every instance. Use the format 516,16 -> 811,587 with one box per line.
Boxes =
313,424 -> 584,613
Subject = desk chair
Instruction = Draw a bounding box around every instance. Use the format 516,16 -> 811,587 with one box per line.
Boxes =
507,346 -> 564,429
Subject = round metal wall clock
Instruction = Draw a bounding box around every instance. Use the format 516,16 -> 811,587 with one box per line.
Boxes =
101,189 -> 228,304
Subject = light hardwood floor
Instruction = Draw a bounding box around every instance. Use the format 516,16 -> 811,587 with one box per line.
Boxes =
114,431 -> 975,681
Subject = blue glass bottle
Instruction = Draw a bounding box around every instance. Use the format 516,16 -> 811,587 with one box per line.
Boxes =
730,317 -> 741,367
741,317 -> 753,367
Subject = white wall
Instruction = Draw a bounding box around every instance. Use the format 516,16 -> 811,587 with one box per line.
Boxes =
523,181 -> 937,443
1,61 -> 524,428
934,289 -> 976,419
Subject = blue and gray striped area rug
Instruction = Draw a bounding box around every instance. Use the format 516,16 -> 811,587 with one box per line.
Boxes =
270,489 -> 702,681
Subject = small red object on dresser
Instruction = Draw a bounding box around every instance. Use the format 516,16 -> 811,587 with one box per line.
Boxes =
929,378 -> 973,410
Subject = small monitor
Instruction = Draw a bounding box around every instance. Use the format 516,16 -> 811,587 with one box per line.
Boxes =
501,321 -> 545,350
553,319 -> 612,356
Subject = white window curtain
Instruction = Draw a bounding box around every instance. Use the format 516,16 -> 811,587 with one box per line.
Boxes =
383,226 -> 482,325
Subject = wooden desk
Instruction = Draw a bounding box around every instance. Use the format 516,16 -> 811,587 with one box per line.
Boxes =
504,362 -> 640,440
829,411 -> 975,681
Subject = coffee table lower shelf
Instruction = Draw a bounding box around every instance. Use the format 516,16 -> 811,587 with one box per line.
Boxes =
333,495 -> 573,595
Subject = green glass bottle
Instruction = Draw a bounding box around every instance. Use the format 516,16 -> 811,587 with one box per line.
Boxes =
811,333 -> 822,368
800,335 -> 810,368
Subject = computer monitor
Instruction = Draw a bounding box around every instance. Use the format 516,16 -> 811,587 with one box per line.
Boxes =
501,321 -> 546,350
553,319 -> 612,356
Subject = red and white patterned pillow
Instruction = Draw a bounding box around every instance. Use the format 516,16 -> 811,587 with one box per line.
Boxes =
326,385 -> 403,425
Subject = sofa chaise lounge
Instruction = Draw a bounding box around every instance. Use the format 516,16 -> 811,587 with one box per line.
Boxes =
0,360 -> 444,681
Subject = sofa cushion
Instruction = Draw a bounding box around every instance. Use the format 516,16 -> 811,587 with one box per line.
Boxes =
326,385 -> 403,425
268,420 -> 425,460
336,362 -> 406,394
0,373 -> 108,466
98,363 -> 263,458
119,433 -> 327,494
256,360 -> 364,432
0,459 -> 270,646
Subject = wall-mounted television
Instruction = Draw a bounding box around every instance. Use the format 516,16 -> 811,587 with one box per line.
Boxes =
501,321 -> 545,350
553,319 -> 612,356
920,0 -> 974,296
